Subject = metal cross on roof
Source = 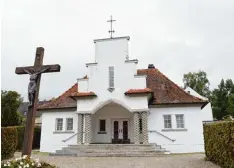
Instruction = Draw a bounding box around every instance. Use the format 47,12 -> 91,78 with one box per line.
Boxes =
107,15 -> 116,38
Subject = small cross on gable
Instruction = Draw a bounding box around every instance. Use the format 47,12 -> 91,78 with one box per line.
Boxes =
107,15 -> 116,38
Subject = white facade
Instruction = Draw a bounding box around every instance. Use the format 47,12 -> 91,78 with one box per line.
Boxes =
40,36 -> 207,153
40,110 -> 78,152
77,37 -> 149,113
184,86 -> 213,121
148,105 -> 205,153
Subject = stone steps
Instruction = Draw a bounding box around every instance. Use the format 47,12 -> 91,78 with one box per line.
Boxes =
50,152 -> 167,157
67,144 -> 162,149
50,144 -> 170,157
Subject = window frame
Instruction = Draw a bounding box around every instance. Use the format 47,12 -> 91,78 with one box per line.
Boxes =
175,114 -> 185,129
55,118 -> 63,131
163,115 -> 172,129
66,118 -> 73,131
99,119 -> 106,133
108,66 -> 114,88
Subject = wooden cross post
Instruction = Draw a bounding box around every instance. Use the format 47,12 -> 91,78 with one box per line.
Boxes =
15,47 -> 61,156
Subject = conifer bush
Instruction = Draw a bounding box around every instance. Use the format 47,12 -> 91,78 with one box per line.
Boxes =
203,121 -> 234,168
1,127 -> 18,160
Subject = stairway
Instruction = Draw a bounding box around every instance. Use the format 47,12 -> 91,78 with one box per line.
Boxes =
49,144 -> 170,157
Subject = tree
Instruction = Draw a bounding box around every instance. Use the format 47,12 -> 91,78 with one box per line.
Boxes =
211,79 -> 234,119
227,94 -> 234,117
183,70 -> 211,99
1,90 -> 23,127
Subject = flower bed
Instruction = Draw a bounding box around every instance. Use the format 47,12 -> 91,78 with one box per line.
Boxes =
1,155 -> 56,168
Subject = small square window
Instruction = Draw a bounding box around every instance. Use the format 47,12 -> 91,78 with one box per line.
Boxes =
56,118 -> 63,131
66,118 -> 73,131
99,120 -> 106,132
163,115 -> 172,128
176,114 -> 185,128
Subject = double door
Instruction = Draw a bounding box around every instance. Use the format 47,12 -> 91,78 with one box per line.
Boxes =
112,119 -> 130,144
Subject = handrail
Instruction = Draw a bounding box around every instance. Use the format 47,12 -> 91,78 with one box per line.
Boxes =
62,132 -> 79,143
148,130 -> 175,142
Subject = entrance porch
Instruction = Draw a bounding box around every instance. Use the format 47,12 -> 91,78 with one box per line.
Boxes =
76,102 -> 149,144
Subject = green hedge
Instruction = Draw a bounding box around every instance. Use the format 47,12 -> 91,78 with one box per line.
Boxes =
204,121 -> 234,168
15,126 -> 41,151
1,127 -> 18,160
15,126 -> 25,150
1,126 -> 41,160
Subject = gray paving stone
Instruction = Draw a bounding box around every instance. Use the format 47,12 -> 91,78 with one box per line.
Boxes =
14,152 -> 220,168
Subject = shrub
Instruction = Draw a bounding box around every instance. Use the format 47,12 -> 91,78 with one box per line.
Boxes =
15,126 -> 25,150
15,126 -> 41,151
204,121 -> 234,168
1,127 -> 18,160
1,155 -> 56,168
1,90 -> 23,127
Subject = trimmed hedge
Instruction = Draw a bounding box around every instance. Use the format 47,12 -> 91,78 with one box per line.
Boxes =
15,126 -> 25,150
15,126 -> 41,151
204,121 -> 234,168
1,127 -> 18,160
1,126 -> 41,160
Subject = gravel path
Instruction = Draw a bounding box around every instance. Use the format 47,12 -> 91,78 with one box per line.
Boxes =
15,152 -> 220,168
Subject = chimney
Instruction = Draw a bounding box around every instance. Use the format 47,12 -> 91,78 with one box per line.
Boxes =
148,64 -> 155,69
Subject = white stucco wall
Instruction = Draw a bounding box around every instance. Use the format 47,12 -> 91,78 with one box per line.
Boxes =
40,110 -> 78,153
148,105 -> 205,153
77,37 -> 149,113
184,87 -> 213,121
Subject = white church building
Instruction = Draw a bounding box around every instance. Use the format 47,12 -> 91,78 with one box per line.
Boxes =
38,36 -> 210,154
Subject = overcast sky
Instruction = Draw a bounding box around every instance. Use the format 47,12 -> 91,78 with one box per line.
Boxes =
2,0 -> 234,101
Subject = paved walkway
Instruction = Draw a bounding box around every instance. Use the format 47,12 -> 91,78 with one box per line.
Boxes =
15,152 -> 220,168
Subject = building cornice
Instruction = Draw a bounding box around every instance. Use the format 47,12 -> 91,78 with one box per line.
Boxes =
94,36 -> 130,43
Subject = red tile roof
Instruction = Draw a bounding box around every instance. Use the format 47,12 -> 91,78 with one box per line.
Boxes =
137,68 -> 207,105
38,68 -> 207,110
125,88 -> 152,95
38,83 -> 78,110
70,91 -> 96,97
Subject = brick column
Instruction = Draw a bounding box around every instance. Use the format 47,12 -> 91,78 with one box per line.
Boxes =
141,111 -> 149,144
84,113 -> 92,144
133,112 -> 140,144
77,114 -> 83,144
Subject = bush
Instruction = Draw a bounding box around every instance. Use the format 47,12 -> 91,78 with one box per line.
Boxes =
1,155 -> 56,168
15,126 -> 41,151
15,126 -> 25,150
1,90 -> 23,127
204,121 -> 234,168
1,127 -> 18,160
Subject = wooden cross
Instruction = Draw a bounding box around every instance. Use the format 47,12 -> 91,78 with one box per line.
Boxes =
15,47 -> 61,156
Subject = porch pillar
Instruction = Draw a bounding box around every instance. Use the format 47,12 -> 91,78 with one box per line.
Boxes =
141,111 -> 149,144
84,113 -> 92,144
77,114 -> 83,144
133,112 -> 140,144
